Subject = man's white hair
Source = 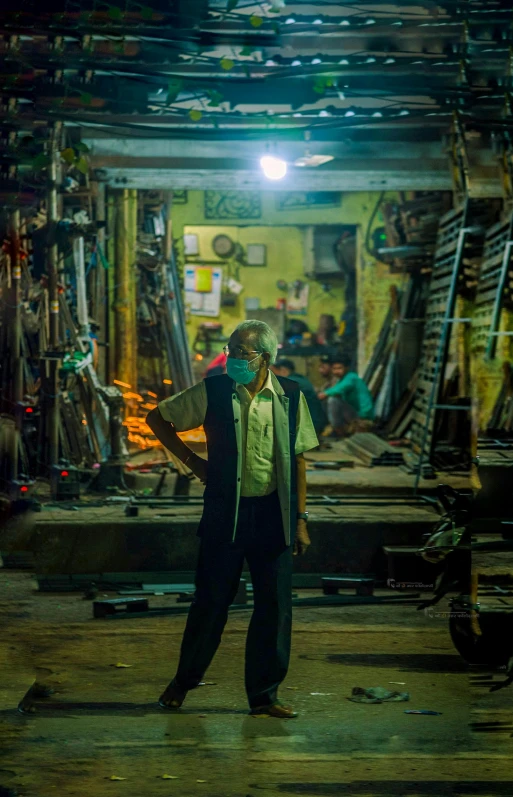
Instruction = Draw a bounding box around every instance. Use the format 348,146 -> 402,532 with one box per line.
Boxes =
235,319 -> 279,364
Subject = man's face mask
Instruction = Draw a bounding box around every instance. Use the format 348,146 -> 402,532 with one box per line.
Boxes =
226,353 -> 262,385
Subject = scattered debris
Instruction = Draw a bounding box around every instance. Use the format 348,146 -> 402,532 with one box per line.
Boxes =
310,692 -> 333,696
348,686 -> 410,704
112,663 -> 132,668
389,681 -> 406,685
160,775 -> 179,779
108,776 -> 126,780
405,710 -> 442,715
313,460 -> 355,469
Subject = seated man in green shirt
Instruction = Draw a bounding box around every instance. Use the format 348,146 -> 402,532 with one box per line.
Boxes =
317,354 -> 374,437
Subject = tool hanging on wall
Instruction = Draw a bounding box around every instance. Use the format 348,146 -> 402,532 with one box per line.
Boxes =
192,323 -> 227,357
137,192 -> 193,394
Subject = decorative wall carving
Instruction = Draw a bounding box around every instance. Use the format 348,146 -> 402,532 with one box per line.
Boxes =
205,190 -> 261,219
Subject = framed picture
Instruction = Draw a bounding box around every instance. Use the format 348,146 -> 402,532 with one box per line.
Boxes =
276,191 -> 342,211
183,233 -> 199,256
172,189 -> 188,204
246,243 -> 266,267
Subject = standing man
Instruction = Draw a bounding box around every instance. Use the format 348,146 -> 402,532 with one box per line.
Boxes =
318,354 -> 374,437
146,320 -> 318,719
272,358 -> 326,438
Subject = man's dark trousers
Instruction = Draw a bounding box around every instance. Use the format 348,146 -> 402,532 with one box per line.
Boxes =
174,490 -> 293,708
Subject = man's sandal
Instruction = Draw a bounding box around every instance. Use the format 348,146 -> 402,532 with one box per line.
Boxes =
158,679 -> 188,710
250,700 -> 298,719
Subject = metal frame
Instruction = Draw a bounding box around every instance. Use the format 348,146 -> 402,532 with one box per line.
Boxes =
486,241 -> 513,360
413,226 -> 472,493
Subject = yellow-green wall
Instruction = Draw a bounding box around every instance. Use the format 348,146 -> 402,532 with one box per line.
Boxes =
171,191 -> 401,370
182,224 -> 346,344
158,190 -> 512,437
471,308 -> 513,430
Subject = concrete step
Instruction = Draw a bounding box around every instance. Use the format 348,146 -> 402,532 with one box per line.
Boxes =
3,501 -> 439,580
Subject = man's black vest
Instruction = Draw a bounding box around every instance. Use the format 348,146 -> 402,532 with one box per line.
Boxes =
198,373 -> 300,545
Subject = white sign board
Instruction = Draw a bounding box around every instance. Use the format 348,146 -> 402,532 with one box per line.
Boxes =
184,266 -> 222,318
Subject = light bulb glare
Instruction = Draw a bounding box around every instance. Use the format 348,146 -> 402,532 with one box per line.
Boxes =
260,155 -> 287,180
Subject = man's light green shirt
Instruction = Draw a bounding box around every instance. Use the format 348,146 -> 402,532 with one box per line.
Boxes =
158,371 -> 319,497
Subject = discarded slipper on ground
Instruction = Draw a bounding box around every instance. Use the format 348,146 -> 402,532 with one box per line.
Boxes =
347,686 -> 410,704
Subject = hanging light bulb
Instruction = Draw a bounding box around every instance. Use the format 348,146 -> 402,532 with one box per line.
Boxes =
260,155 -> 287,180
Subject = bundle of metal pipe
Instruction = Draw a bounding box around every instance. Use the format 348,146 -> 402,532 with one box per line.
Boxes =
344,433 -> 405,467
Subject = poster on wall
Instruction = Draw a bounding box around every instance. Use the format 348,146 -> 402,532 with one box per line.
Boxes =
287,281 -> 309,315
184,266 -> 222,317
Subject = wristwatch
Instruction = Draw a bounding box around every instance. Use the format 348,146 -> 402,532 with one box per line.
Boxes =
297,512 -> 309,521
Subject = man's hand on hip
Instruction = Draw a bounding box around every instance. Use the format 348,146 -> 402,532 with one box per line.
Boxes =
293,519 -> 311,556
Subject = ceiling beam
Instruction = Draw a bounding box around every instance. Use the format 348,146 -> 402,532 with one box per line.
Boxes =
92,156 -> 451,172
97,166 -> 456,192
86,137 -> 447,160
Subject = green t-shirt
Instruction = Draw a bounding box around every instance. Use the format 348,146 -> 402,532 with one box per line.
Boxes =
324,372 -> 374,420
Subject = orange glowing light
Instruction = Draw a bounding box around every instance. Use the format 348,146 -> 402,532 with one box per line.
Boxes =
147,391 -> 157,398
194,353 -> 204,361
142,403 -> 157,411
163,379 -> 173,385
122,392 -> 144,401
114,380 -> 132,388
177,427 -> 206,444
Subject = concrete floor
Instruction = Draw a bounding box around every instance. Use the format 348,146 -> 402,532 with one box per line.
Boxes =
2,446 -> 511,795
2,570 -> 513,797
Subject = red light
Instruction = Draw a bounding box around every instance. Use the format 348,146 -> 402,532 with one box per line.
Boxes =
25,407 -> 33,413
20,486 -> 28,493
60,470 -> 69,477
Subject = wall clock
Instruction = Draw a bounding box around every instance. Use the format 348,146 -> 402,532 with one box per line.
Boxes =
212,234 -> 235,259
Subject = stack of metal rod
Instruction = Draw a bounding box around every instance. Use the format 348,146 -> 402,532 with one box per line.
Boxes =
344,433 -> 405,467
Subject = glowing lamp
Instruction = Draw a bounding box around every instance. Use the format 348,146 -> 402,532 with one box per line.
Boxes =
260,155 -> 287,181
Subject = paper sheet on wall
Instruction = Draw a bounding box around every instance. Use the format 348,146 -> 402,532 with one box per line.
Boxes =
287,282 -> 309,315
184,266 -> 222,317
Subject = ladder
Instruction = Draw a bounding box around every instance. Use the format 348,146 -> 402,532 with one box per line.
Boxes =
410,200 -> 495,491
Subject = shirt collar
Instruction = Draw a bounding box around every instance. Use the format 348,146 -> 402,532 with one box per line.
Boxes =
235,369 -> 276,396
